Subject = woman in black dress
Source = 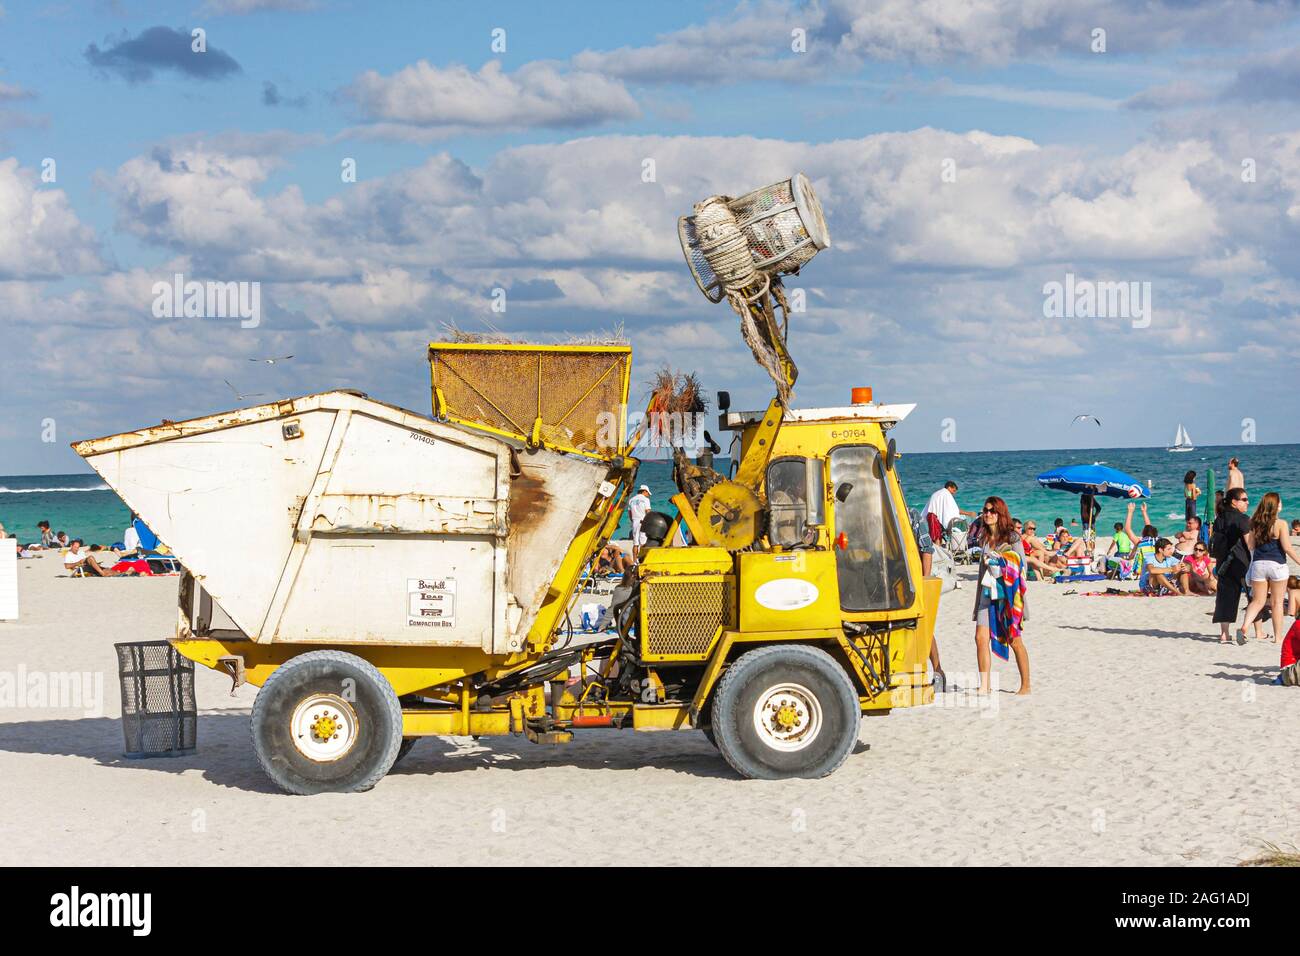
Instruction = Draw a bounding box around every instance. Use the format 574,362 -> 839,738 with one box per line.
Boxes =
1211,487 -> 1251,644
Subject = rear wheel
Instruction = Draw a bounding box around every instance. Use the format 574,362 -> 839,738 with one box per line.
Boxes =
711,644 -> 860,780
393,737 -> 419,765
698,698 -> 717,749
251,650 -> 403,795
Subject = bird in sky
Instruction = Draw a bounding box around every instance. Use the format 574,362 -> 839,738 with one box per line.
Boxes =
224,380 -> 268,402
250,355 -> 294,365
1071,414 -> 1101,427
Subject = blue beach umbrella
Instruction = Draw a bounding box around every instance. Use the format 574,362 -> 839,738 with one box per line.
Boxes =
1035,464 -> 1149,500
1037,464 -> 1148,539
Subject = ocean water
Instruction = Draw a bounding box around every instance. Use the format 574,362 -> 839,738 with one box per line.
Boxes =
0,473 -> 130,548
613,442 -> 1300,538
3,443 -> 1296,548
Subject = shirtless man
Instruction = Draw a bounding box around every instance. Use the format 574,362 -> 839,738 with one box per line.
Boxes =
1172,516 -> 1201,557
1227,457 -> 1244,492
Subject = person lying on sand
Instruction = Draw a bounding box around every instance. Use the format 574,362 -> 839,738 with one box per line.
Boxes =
63,539 -> 134,577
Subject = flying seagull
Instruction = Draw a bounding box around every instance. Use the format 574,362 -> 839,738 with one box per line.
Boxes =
250,355 -> 294,365
224,380 -> 268,402
1071,414 -> 1101,427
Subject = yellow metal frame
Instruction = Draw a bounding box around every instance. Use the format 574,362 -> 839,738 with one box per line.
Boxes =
429,342 -> 633,460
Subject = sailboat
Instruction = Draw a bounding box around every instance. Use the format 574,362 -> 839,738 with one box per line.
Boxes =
1167,423 -> 1195,453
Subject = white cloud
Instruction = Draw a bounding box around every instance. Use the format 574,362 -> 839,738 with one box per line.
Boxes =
574,0 -> 1300,82
0,159 -> 105,279
9,119 -> 1300,471
344,60 -> 640,134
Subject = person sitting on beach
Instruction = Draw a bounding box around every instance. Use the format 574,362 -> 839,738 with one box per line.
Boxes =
53,531 -> 70,549
26,520 -> 55,550
1291,519 -> 1300,538
1021,521 -> 1043,554
1108,522 -> 1133,558
1140,538 -> 1189,595
63,539 -> 132,577
121,517 -> 142,556
1184,542 -> 1217,595
1172,517 -> 1201,558
595,544 -> 631,576
1019,522 -> 1055,578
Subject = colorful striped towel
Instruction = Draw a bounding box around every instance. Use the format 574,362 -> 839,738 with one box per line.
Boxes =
985,547 -> 1027,661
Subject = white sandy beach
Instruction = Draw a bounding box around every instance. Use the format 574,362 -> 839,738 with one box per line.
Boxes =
1,549 -> 1298,867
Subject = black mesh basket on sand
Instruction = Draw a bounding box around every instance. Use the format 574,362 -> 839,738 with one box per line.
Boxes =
115,641 -> 197,758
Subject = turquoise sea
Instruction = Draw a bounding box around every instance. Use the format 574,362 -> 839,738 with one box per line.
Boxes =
614,443 -> 1300,538
4,444 -> 1295,549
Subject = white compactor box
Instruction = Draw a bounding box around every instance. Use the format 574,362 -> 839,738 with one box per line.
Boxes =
73,391 -> 611,654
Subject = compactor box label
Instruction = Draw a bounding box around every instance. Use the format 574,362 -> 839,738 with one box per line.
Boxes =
408,577 -> 455,628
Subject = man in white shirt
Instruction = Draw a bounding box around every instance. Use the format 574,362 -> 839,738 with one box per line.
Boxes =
122,521 -> 141,555
627,485 -> 651,560
920,481 -> 976,556
63,539 -> 128,577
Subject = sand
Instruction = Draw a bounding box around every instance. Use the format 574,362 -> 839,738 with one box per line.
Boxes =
1,549 -> 1298,867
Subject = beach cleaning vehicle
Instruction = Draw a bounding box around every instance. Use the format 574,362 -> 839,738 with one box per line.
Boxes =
72,174 -> 940,793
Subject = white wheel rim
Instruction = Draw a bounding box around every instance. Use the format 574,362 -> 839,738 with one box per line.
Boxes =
752,682 -> 822,752
290,694 -> 359,763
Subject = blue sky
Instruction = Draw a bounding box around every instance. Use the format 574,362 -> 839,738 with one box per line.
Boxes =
2,0 -> 1299,473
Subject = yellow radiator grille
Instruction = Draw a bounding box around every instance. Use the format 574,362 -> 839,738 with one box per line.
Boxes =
641,576 -> 734,661
429,343 -> 631,459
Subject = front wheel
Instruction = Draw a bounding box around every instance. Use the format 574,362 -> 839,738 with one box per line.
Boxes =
251,650 -> 404,795
711,644 -> 860,780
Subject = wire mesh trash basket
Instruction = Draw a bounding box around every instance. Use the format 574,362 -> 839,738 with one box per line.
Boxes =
115,641 -> 197,758
678,172 -> 830,302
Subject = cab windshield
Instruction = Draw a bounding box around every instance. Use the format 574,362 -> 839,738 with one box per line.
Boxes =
828,445 -> 914,611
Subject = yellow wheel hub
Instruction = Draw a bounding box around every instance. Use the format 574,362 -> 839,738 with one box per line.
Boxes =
312,713 -> 338,740
774,702 -> 800,731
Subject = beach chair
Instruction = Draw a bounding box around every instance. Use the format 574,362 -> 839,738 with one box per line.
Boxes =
946,518 -> 975,564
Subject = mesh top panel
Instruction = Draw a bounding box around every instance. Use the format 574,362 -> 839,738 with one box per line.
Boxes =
431,346 -> 631,457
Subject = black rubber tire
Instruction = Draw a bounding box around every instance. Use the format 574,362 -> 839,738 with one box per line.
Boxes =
711,644 -> 860,780
699,697 -> 717,749
251,650 -> 403,795
393,737 -> 418,765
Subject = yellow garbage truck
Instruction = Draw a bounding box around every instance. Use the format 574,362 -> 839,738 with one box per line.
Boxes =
71,174 -> 940,793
